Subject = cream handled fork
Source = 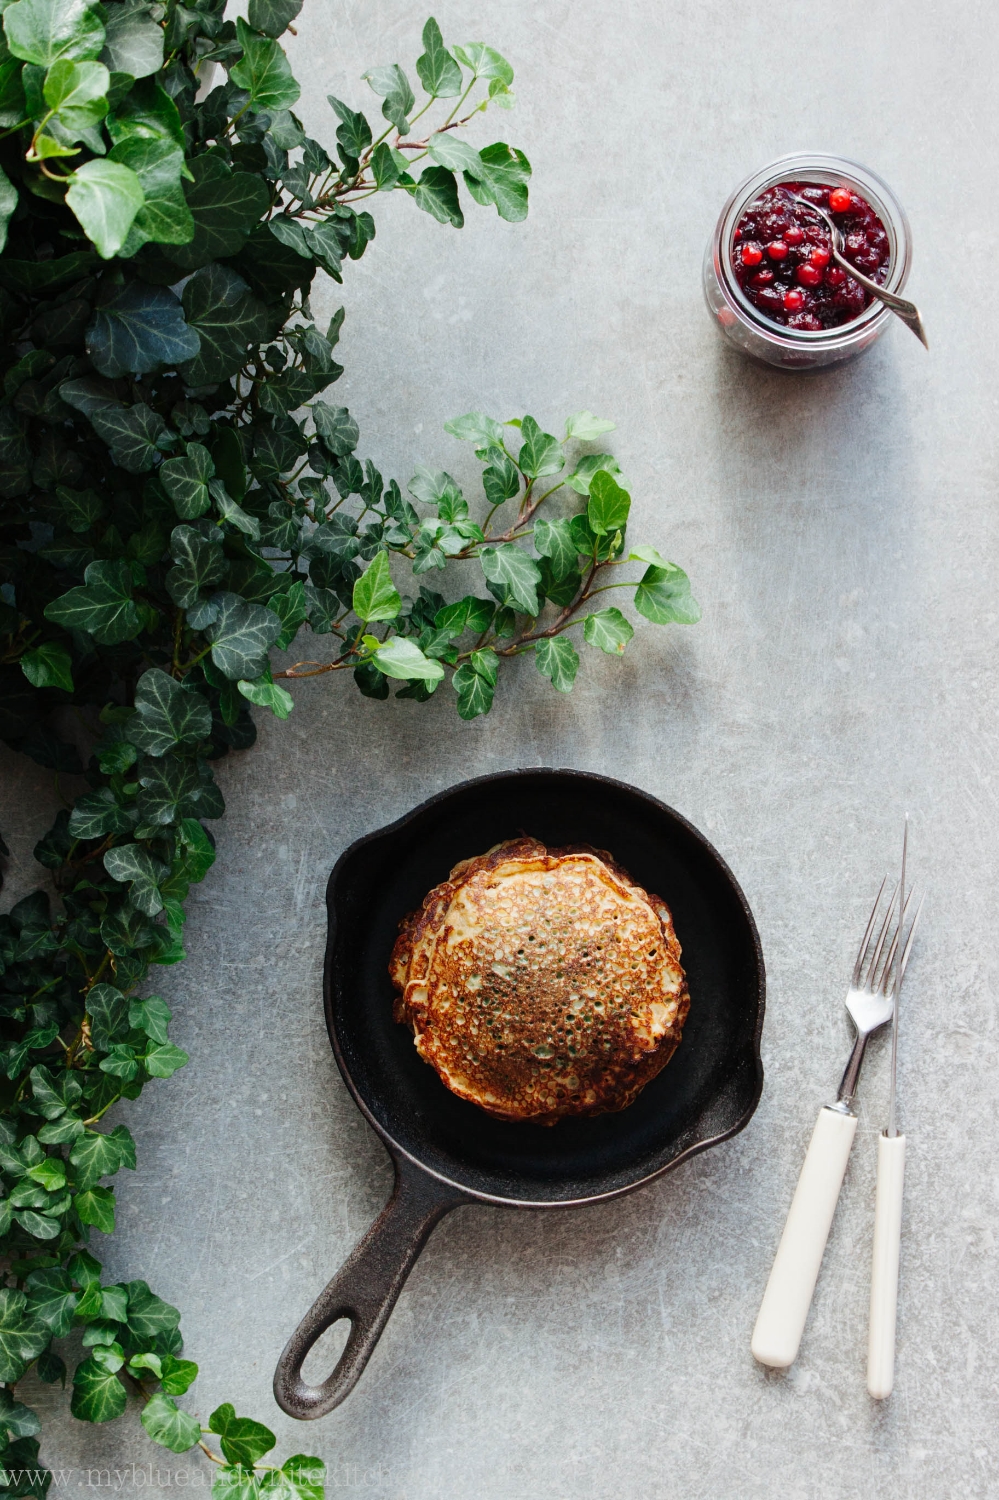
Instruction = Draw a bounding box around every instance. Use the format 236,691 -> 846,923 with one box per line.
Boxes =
752,877 -> 917,1370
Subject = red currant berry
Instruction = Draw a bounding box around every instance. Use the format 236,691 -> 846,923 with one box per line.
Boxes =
796,263 -> 823,288
808,245 -> 831,268
740,241 -> 763,267
825,266 -> 846,287
782,288 -> 805,312
828,187 -> 852,213
784,226 -> 804,246
767,240 -> 789,261
750,268 -> 774,287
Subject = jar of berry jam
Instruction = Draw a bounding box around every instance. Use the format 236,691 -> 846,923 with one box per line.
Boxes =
703,153 -> 913,370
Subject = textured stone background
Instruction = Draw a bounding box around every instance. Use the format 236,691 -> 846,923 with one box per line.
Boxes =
3,0 -> 998,1495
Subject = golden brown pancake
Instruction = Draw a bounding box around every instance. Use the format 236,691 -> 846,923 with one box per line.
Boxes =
389,837 -> 689,1125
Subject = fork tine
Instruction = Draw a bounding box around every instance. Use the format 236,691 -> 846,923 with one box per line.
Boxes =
878,886 -> 917,995
864,881 -> 900,990
894,892 -> 925,991
852,876 -> 889,986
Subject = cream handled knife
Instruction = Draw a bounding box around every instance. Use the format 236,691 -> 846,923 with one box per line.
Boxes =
868,821 -> 923,1399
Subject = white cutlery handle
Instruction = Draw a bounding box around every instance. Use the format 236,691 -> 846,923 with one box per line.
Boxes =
751,1105 -> 858,1368
867,1131 -> 906,1399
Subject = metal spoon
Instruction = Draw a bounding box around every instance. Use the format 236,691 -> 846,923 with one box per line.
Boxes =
792,194 -> 928,348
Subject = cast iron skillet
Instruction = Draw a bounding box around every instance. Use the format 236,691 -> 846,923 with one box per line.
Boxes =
273,769 -> 765,1419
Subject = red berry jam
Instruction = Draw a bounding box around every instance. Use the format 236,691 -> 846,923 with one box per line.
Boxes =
731,181 -> 890,331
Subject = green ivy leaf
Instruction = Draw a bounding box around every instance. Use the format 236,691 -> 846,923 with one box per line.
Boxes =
409,164 -> 462,227
100,0 -> 164,78
0,1296 -> 41,1387
451,656 -> 495,719
160,1354 -> 199,1395
633,562 -> 701,625
70,1126 -> 135,1190
130,668 -> 213,755
126,1279 -> 181,1339
247,0 -> 302,38
517,415 -> 563,479
443,411 -> 505,446
90,401 -> 169,473
416,16 -> 461,97
179,264 -> 270,386
479,543 -> 541,615
141,1393 -> 201,1453
0,1393 -> 42,1438
143,1040 -> 189,1077
370,636 -> 445,686
68,787 -> 134,840
213,1468 -> 260,1500
86,281 -> 199,378
326,94 -> 371,161
129,995 -> 172,1044
565,452 -> 628,497
70,1356 -> 127,1422
3,0 -> 105,66
452,42 -> 513,84
209,1404 -> 277,1468
533,517 -> 577,583
165,525 -> 223,612
462,142 -> 531,223
237,675 -> 293,720
258,1459 -> 325,1500
565,410 -> 616,441
66,159 -> 145,259
204,591 -> 283,680
75,1185 -> 115,1233
177,818 -> 216,881
24,1268 -> 78,1337
42,58 -> 109,141
481,448 -> 520,507
55,483 -> 103,532
86,982 -> 131,1046
110,137 -> 194,250
361,61 -> 414,133
351,550 -> 400,623
583,607 -> 634,655
587,469 -> 631,535
426,134 -> 481,175
0,165 -> 18,254
231,17 -> 300,113
43,558 -> 140,644
161,445 -> 214,519
20,640 -> 74,691
534,636 -> 579,692
103,843 -> 168,915
165,165 -> 271,271
106,75 -> 184,153
136,750 -> 204,826
312,402 -> 358,456
434,594 -> 494,638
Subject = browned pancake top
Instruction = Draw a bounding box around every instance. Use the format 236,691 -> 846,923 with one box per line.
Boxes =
390,838 -> 689,1125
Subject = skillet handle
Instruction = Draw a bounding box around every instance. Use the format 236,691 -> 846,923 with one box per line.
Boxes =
273,1157 -> 465,1418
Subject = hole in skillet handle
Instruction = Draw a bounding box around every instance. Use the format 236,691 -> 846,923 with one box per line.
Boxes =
272,1156 -> 467,1419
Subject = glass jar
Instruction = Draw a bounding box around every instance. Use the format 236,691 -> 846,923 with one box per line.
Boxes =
703,152 -> 913,371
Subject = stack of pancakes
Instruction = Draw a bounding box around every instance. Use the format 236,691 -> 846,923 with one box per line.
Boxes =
390,837 -> 690,1125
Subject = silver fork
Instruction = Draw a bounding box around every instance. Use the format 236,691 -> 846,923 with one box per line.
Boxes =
751,877 -> 922,1370
835,877 -> 920,1111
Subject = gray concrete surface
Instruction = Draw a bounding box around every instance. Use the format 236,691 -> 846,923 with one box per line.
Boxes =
4,1 -> 999,1495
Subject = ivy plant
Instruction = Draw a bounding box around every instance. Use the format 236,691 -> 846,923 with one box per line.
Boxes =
0,0 -> 699,1491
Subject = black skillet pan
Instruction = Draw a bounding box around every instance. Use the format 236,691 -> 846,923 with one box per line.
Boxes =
273,768 -> 765,1419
